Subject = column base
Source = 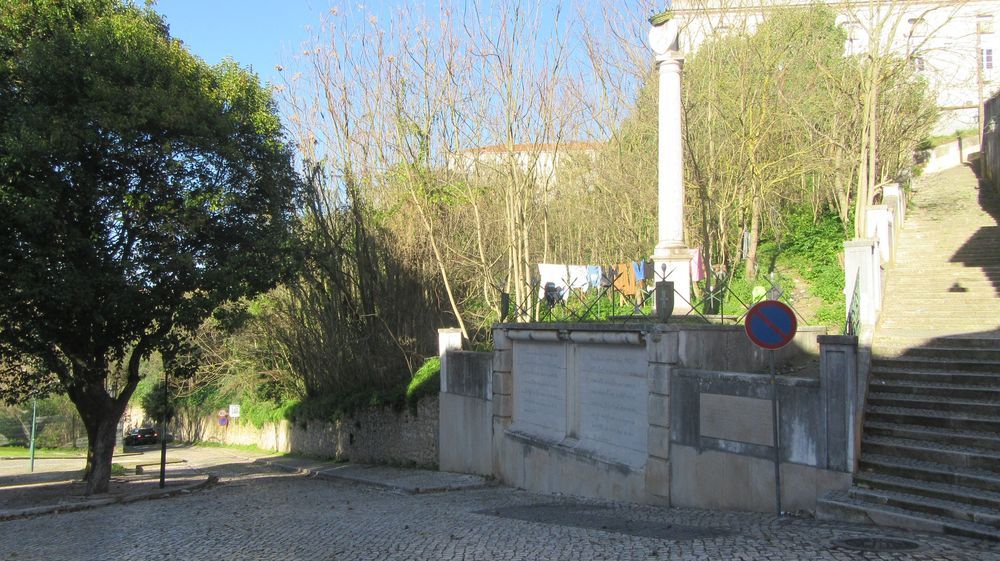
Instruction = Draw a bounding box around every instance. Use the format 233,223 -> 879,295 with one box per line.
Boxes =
652,247 -> 693,315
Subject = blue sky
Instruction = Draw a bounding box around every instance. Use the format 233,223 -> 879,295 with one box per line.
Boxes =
153,1 -> 463,87
153,1 -> 325,86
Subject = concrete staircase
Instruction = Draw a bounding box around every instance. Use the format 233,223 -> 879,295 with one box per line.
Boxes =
818,166 -> 1000,540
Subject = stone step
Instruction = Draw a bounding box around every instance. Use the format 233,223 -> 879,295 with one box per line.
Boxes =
859,454 -> 1000,493
870,367 -> 1000,386
864,421 -> 1000,452
872,356 -> 1000,373
856,472 -> 1000,511
879,321 -> 1000,331
880,297 -> 1000,305
891,346 -> 1000,361
883,279 -> 1000,285
885,285 -> 1000,292
868,379 -> 1000,400
862,435 -> 1000,471
875,335 -> 1000,352
879,299 -> 1000,308
884,285 -> 1000,291
884,283 -> 1000,289
817,491 -> 1000,541
848,487 -> 1000,528
867,392 -> 1000,416
866,405 -> 1000,433
886,277 -> 1000,285
895,235 -> 998,242
890,264 -> 1000,270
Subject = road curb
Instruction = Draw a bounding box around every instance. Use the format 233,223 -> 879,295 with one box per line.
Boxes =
253,458 -> 492,494
0,474 -> 219,521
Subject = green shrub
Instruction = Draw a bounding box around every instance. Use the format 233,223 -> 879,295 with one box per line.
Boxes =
407,357 -> 440,403
238,396 -> 298,428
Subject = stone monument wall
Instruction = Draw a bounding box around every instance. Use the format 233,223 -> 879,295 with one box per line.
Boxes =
480,322 -> 852,512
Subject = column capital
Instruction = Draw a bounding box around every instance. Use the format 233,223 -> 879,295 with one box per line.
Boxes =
655,52 -> 684,68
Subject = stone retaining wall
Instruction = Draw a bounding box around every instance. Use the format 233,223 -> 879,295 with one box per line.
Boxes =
174,396 -> 439,468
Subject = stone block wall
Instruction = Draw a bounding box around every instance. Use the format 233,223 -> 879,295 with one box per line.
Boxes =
175,396 -> 439,467
984,91 -> 1000,193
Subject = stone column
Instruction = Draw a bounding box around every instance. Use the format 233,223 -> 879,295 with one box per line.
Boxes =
649,19 -> 693,313
818,335 -> 859,473
438,328 -> 463,394
843,239 -> 878,333
645,326 -> 677,505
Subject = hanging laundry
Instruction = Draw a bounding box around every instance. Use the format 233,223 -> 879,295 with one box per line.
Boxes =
567,265 -> 590,292
613,262 -> 637,296
537,263 -> 570,301
631,260 -> 646,282
587,265 -> 602,289
600,266 -> 615,288
689,247 -> 705,282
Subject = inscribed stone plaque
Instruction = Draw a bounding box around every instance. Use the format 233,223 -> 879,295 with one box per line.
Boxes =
512,341 -> 567,439
576,344 -> 648,464
699,393 -> 774,446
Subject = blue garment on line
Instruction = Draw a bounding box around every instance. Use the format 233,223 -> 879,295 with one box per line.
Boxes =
632,260 -> 645,281
587,265 -> 602,288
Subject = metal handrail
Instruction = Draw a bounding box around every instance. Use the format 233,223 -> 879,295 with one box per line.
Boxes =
844,268 -> 861,336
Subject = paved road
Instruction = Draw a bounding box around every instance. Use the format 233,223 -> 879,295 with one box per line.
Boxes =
0,457 -> 996,561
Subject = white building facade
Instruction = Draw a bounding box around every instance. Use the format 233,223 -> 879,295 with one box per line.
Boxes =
672,0 -> 999,133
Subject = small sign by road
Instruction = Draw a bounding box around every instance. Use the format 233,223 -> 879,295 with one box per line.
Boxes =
745,300 -> 798,350
228,404 -> 241,419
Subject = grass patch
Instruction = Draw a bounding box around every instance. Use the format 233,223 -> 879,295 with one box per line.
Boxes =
193,441 -> 273,454
0,446 -> 85,458
759,209 -> 847,332
920,127 -> 979,149
110,463 -> 127,476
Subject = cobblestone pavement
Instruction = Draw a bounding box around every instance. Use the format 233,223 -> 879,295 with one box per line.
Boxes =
1,462 -> 997,561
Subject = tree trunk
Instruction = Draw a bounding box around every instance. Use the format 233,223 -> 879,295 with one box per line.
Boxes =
745,198 -> 761,280
82,415 -> 119,495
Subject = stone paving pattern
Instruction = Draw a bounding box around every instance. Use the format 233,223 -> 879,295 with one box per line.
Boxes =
1,459 -> 998,561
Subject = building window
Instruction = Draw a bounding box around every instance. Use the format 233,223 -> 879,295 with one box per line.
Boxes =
978,14 -> 994,35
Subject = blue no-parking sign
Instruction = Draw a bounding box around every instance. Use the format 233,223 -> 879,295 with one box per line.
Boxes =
745,300 -> 798,350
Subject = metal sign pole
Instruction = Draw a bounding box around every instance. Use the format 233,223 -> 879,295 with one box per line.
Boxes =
29,398 -> 38,473
770,350 -> 781,515
159,369 -> 168,489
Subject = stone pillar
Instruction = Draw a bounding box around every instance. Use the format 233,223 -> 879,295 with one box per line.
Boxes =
881,182 -> 904,228
645,326 -> 677,505
865,205 -> 893,264
649,20 -> 693,313
843,239 -> 878,333
438,328 -> 463,394
818,335 -> 859,473
491,327 -> 513,429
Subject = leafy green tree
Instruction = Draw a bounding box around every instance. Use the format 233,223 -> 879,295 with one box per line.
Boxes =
0,0 -> 300,493
139,381 -> 174,424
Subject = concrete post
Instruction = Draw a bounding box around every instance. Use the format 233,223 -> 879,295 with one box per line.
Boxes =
818,335 -> 859,473
645,326 -> 677,504
881,182 -> 904,233
648,19 -> 692,313
843,239 -> 877,332
865,205 -> 893,264
438,328 -> 463,394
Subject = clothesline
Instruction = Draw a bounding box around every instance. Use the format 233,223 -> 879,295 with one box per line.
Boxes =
536,248 -> 704,303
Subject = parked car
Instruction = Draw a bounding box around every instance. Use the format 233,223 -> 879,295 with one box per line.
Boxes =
123,427 -> 159,446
